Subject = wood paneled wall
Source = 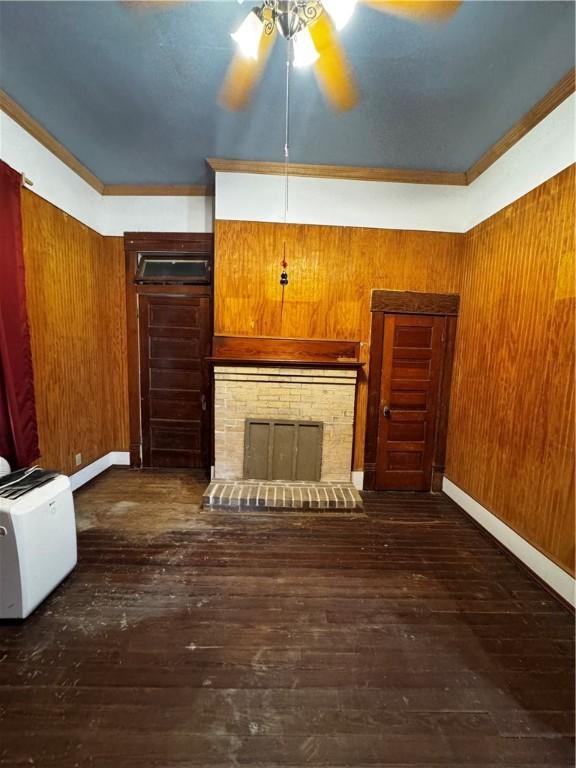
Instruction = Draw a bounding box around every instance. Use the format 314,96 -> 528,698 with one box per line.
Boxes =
20,167 -> 571,573
214,221 -> 463,466
447,166 -> 575,574
21,190 -> 129,475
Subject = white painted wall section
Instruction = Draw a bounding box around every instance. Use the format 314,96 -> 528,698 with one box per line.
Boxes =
3,96 -> 574,236
0,109 -> 215,235
0,111 -> 103,232
443,477 -> 575,607
216,95 -> 575,232
466,93 -> 576,229
100,195 -> 214,236
215,171 -> 468,232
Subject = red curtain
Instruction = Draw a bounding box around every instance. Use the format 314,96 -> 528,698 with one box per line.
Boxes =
0,160 -> 39,468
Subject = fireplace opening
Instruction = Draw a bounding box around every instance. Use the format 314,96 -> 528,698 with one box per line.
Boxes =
213,365 -> 357,483
244,419 -> 323,482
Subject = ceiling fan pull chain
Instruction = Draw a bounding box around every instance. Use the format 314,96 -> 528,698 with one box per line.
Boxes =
284,36 -> 292,222
280,36 -> 291,295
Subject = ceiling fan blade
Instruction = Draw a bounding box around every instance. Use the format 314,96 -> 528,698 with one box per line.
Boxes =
309,13 -> 358,112
361,0 -> 462,21
219,26 -> 277,111
122,0 -> 194,10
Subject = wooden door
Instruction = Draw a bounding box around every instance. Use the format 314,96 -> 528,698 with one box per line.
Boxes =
139,295 -> 211,468
375,314 -> 445,491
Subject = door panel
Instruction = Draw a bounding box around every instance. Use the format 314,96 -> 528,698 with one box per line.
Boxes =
150,337 -> 200,359
387,421 -> 426,441
394,325 -> 432,347
150,304 -> 199,327
388,452 -> 422,470
139,295 -> 210,469
375,314 -> 445,491
150,369 -> 201,390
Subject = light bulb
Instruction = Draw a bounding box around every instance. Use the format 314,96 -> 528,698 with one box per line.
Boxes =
322,0 -> 357,30
231,10 -> 263,60
293,27 -> 320,68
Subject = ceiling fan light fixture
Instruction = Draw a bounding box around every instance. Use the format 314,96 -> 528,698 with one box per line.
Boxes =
231,9 -> 264,60
321,0 -> 357,30
293,26 -> 320,68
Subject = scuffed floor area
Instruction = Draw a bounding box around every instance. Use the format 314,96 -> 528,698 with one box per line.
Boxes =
0,468 -> 574,767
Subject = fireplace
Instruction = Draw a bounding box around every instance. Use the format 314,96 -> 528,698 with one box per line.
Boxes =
213,364 -> 358,483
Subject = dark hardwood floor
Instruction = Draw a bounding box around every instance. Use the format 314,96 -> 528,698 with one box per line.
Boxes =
0,469 -> 574,767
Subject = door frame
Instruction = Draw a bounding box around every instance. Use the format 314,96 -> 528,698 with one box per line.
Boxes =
124,232 -> 214,469
364,290 -> 460,492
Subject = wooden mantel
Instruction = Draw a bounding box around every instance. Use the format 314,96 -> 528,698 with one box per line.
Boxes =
210,335 -> 363,369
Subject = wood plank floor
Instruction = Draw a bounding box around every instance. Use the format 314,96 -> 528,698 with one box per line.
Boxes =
0,469 -> 573,767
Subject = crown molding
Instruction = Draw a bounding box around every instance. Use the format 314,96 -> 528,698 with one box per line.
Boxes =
0,89 -> 104,194
102,184 -> 213,197
0,92 -> 214,198
207,157 -> 468,186
3,69 -> 574,196
210,69 -> 576,188
466,67 -> 576,184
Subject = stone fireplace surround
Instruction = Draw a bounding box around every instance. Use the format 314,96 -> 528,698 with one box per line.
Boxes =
213,365 -> 358,482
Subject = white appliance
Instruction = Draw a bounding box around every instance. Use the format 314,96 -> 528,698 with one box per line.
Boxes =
0,475 -> 77,619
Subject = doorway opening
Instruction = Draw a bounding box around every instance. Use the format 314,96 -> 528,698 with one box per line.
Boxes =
364,290 -> 459,492
125,233 -> 213,470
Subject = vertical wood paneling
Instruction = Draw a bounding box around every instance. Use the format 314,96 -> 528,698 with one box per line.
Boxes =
447,165 -> 575,575
20,190 -> 129,475
215,221 -> 463,467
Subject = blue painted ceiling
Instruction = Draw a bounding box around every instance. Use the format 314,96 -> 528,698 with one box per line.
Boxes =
0,1 -> 574,185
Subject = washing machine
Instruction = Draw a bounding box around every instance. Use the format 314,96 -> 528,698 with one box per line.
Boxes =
0,474 -> 77,619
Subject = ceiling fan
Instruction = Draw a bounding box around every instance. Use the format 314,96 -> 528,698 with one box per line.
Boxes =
127,0 -> 462,112
221,0 -> 462,112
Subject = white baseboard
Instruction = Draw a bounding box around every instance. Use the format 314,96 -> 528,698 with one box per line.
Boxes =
351,471 -> 364,490
69,451 -> 130,492
443,477 -> 575,607
109,451 -> 130,467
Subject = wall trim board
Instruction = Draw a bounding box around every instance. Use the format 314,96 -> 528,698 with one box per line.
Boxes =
3,80 -> 574,235
466,67 -> 576,184
0,90 -> 104,193
1,111 -> 104,232
370,289 -> 460,316
212,335 -> 361,364
124,231 -> 214,251
209,69 -> 574,187
1,109 -> 214,235
207,158 -> 467,186
0,91 -> 214,199
351,471 -> 364,490
69,451 -> 130,492
465,95 -> 576,230
102,184 -> 213,197
443,478 -> 575,607
2,68 -> 572,202
215,95 -> 575,232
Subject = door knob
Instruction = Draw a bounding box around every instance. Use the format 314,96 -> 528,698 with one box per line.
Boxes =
383,406 -> 391,417
201,394 -> 207,411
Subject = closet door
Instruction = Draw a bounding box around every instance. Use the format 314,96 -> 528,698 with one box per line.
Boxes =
139,295 -> 211,468
375,314 -> 445,491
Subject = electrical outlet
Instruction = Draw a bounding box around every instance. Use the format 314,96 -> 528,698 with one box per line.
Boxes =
75,453 -> 82,466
